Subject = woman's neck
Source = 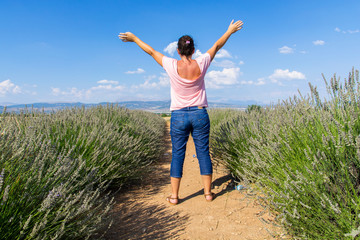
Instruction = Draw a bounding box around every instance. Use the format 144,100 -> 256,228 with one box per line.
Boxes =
180,55 -> 193,64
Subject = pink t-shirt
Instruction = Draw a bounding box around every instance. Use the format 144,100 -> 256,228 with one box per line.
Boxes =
162,53 -> 212,111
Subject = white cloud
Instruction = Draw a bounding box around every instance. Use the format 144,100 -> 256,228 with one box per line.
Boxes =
13,86 -> 21,94
51,80 -> 126,100
164,41 -> 177,56
139,80 -> 158,89
334,27 -> 359,34
125,68 -> 145,74
269,69 -> 306,83
90,84 -> 124,91
240,78 -> 265,86
255,78 -> 266,86
313,40 -> 325,45
213,59 -> 236,68
67,88 -> 84,98
134,73 -> 170,89
19,83 -> 37,96
51,87 -> 61,96
240,80 -> 253,85
144,75 -> 157,81
158,73 -> 170,87
97,79 -> 119,85
206,68 -> 241,88
279,46 -> 294,54
51,87 -> 85,98
215,49 -> 232,58
0,79 -> 21,96
239,61 -> 244,65
193,50 -> 203,58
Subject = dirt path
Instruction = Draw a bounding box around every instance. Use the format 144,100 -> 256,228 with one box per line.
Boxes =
105,119 -> 281,240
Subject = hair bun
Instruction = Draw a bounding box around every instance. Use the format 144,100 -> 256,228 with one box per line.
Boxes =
178,35 -> 194,57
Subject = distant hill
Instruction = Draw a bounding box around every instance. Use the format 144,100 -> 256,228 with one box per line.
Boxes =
0,100 -> 257,113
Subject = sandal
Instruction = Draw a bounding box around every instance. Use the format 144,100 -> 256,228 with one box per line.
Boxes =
204,192 -> 216,202
166,195 -> 178,205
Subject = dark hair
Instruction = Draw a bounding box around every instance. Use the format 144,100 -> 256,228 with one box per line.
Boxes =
177,35 -> 195,57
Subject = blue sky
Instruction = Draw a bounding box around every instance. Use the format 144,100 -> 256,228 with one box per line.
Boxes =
1,0 -> 359,105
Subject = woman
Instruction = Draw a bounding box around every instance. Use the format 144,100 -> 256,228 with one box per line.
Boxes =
119,20 -> 243,205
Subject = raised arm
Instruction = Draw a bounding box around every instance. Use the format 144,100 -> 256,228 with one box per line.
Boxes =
119,32 -> 164,66
207,20 -> 243,61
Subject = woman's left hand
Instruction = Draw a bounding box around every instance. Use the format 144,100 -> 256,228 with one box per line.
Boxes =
227,20 -> 243,34
119,32 -> 137,42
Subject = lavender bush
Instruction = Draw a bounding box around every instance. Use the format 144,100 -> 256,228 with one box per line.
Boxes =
0,105 -> 165,239
209,69 -> 360,239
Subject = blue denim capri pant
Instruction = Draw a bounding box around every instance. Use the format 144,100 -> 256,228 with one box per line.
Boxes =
170,106 -> 213,178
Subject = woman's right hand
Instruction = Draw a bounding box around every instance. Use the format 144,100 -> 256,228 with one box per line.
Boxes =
227,20 -> 243,34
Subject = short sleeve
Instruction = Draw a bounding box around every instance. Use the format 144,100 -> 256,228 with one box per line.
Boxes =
196,53 -> 211,73
162,56 -> 173,72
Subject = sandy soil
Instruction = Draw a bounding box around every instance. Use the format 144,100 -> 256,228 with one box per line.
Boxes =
104,118 -> 283,240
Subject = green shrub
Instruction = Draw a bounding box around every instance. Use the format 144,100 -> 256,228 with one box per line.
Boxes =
209,69 -> 360,239
245,104 -> 262,113
160,113 -> 171,117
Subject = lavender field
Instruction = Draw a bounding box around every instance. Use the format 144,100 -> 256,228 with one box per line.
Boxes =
0,105 -> 165,239
209,69 -> 360,239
